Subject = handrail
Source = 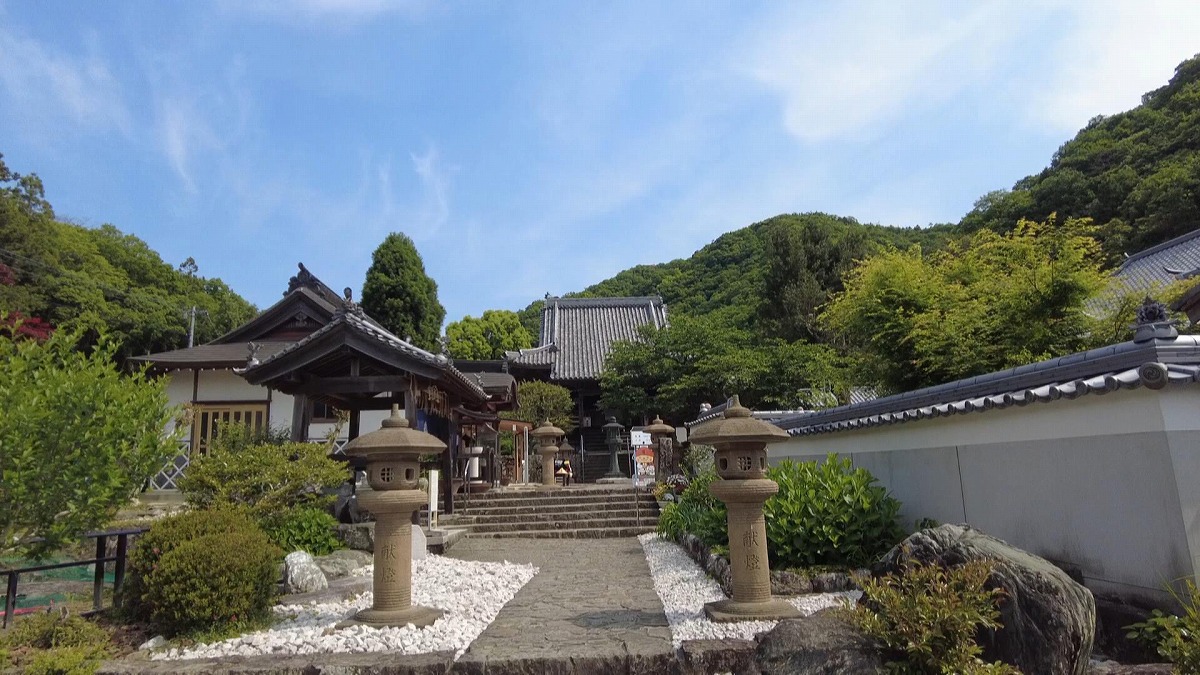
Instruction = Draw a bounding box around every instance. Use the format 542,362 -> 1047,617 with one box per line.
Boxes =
2,526 -> 149,629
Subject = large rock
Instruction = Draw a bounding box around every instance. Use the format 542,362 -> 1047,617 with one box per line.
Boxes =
283,551 -> 328,594
756,608 -> 885,674
876,524 -> 1095,675
314,549 -> 374,579
336,522 -> 375,552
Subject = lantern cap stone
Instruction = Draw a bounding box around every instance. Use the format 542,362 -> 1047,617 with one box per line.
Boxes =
688,395 -> 789,446
531,420 -> 565,440
643,415 -> 675,436
343,404 -> 447,458
601,416 -> 625,432
559,438 -> 575,452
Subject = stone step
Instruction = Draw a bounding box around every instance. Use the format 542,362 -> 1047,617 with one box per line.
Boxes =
456,486 -> 647,501
443,506 -> 653,524
466,526 -> 657,539
467,517 -> 659,534
451,499 -> 657,514
455,491 -> 655,505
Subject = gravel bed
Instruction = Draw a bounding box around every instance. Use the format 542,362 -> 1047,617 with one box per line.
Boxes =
154,554 -> 537,661
638,533 -> 856,646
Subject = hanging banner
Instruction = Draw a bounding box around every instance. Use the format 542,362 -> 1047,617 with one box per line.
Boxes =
633,445 -> 655,487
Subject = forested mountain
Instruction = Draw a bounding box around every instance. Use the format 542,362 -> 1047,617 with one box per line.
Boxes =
962,54 -> 1200,264
0,154 -> 257,359
517,214 -> 954,340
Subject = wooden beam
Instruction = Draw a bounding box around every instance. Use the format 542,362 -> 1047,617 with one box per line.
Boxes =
348,409 -> 361,440
291,375 -> 411,395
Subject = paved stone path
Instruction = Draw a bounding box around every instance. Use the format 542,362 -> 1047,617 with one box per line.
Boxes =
450,537 -> 676,672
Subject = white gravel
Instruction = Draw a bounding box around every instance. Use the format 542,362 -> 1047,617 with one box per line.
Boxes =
154,553 -> 537,661
637,533 -> 856,646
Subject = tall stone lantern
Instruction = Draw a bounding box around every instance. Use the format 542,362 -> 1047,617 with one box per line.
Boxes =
689,395 -> 800,622
340,404 -> 445,628
601,416 -> 626,480
643,415 -> 675,476
531,420 -> 564,488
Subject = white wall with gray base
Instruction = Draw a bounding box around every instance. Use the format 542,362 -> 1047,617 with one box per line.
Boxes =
773,386 -> 1200,606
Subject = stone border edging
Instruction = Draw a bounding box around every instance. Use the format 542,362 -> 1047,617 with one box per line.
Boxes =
673,532 -> 863,597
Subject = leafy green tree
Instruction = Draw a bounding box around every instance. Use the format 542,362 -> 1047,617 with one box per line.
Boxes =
0,154 -> 256,359
446,309 -> 532,359
0,327 -> 180,559
821,218 -> 1107,393
503,381 -> 575,431
360,232 -> 445,352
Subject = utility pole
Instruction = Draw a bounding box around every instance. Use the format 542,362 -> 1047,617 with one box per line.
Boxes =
184,306 -> 208,348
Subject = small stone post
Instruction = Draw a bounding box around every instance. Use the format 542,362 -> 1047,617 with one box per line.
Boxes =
340,405 -> 445,628
531,420 -> 564,488
689,395 -> 800,622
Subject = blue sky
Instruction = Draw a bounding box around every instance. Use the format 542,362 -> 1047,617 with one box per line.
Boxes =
2,1 -> 1199,324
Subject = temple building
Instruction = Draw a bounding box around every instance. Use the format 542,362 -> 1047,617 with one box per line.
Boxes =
130,263 -> 515,511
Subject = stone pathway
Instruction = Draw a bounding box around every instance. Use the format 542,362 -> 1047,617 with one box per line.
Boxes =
449,538 -> 676,673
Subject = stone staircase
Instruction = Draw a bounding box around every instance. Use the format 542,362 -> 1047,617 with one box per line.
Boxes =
440,485 -> 659,539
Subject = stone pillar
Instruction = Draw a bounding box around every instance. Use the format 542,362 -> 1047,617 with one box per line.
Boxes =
690,396 -> 800,623
339,405 -> 445,629
531,421 -> 564,489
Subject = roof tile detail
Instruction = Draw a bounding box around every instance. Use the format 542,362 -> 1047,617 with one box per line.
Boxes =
506,296 -> 667,381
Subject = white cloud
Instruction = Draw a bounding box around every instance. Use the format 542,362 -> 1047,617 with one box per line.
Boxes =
223,0 -> 428,26
0,25 -> 130,137
157,98 -> 222,193
409,146 -> 450,239
743,1 -> 1026,143
1025,1 -> 1200,133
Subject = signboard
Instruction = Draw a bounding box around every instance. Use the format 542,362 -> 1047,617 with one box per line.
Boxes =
633,445 -> 655,487
630,430 -> 651,446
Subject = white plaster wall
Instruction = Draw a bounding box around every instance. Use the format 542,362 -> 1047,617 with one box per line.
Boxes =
162,371 -> 194,437
195,370 -> 271,402
772,387 -> 1200,605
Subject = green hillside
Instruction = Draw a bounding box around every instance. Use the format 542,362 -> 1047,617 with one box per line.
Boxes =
963,53 -> 1200,263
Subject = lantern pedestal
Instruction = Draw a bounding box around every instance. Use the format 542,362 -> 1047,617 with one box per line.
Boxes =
703,478 -> 800,622
341,488 -> 443,628
539,445 -> 560,488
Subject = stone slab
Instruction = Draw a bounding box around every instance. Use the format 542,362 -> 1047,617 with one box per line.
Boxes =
97,650 -> 454,674
450,538 -> 675,673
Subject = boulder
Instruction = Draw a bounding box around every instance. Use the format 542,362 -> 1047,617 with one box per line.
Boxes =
756,608 -> 885,674
336,522 -> 375,552
137,635 -> 167,651
314,549 -> 374,579
283,551 -> 328,594
876,524 -> 1095,675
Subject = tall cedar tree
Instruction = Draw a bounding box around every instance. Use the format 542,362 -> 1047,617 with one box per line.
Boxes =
361,232 -> 445,352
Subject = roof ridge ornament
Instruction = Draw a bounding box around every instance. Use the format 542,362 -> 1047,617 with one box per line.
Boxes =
1133,296 -> 1179,343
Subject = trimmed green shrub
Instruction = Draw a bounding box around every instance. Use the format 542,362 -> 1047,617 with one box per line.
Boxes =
848,559 -> 1020,674
1,612 -> 110,651
1126,579 -> 1200,673
261,507 -> 343,555
764,455 -> 904,568
143,528 -> 280,636
125,507 -> 256,618
656,467 -> 728,547
23,646 -> 107,675
178,423 -> 346,520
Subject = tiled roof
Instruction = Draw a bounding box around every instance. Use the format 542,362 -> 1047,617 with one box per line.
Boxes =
250,308 -> 486,401
1112,228 -> 1200,293
775,331 -> 1200,437
129,341 -> 293,369
685,399 -> 801,428
506,296 -> 668,381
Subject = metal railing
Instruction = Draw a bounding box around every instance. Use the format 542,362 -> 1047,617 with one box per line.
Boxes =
2,527 -> 148,629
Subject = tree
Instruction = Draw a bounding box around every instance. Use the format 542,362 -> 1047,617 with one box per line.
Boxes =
445,309 -> 533,359
821,218 -> 1107,393
503,381 -> 575,431
0,327 -> 180,559
360,232 -> 445,352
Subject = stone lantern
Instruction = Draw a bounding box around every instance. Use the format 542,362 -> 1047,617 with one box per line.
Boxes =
340,404 -> 445,628
643,415 -> 675,476
601,416 -> 626,480
689,395 -> 800,622
531,420 -> 564,488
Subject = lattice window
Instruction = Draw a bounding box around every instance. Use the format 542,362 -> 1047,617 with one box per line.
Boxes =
192,403 -> 269,455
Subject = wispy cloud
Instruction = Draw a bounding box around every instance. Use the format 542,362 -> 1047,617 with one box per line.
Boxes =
1024,1 -> 1200,133
743,2 -> 1024,144
409,145 -> 450,239
222,0 -> 429,27
0,24 -> 130,138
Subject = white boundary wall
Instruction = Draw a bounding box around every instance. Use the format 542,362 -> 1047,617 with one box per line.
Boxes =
772,385 -> 1200,605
